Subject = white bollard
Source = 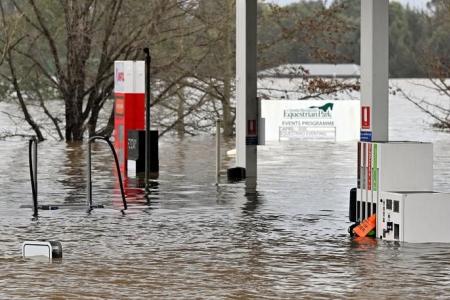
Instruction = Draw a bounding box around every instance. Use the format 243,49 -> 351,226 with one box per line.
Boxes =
22,241 -> 63,260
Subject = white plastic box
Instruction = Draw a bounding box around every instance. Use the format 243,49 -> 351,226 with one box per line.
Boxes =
22,241 -> 63,260
356,141 -> 433,221
378,191 -> 450,243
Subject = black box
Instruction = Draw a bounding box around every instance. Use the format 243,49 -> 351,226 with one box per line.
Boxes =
128,130 -> 159,177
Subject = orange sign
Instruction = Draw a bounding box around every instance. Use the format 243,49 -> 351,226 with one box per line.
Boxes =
353,214 -> 376,237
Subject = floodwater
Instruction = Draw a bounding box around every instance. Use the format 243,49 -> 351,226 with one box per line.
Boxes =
1,80 -> 450,299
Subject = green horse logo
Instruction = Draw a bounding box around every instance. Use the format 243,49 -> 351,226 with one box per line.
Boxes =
309,103 -> 334,112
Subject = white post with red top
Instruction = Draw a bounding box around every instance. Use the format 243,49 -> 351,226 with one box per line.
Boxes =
113,61 -> 146,176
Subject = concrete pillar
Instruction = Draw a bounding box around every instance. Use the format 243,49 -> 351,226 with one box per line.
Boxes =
236,0 -> 257,193
360,0 -> 389,142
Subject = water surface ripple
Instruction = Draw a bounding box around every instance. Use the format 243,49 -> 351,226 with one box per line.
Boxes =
1,90 -> 450,298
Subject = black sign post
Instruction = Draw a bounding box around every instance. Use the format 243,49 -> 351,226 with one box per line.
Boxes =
143,48 -> 151,196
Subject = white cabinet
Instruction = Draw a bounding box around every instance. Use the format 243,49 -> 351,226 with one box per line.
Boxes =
356,141 -> 433,221
378,191 -> 450,243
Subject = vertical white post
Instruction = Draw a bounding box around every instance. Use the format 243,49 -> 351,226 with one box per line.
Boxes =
216,120 -> 221,185
361,0 -> 389,142
236,0 -> 258,193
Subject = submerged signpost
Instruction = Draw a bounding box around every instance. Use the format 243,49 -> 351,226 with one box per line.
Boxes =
144,48 -> 152,197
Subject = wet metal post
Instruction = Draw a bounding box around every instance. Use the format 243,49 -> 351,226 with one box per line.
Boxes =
236,0 -> 257,194
361,0 -> 389,142
144,48 -> 151,195
216,120 -> 221,185
87,140 -> 92,207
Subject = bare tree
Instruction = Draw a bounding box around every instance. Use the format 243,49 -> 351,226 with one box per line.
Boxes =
1,0 -> 206,141
0,1 -> 45,141
396,0 -> 450,130
396,59 -> 450,130
0,0 -> 363,141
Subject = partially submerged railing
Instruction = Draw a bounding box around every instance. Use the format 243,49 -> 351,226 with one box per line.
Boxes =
87,136 -> 127,213
26,136 -> 126,216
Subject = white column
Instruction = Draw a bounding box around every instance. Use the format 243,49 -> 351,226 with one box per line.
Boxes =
361,0 -> 389,142
236,0 -> 258,193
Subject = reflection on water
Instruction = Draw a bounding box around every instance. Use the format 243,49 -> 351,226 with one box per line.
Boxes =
1,91 -> 450,298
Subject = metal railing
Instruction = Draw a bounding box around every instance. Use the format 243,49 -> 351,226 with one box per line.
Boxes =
27,136 -> 126,216
87,136 -> 127,213
28,137 -> 38,217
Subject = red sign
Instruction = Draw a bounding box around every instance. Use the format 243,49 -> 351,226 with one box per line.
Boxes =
361,106 -> 371,129
247,120 -> 257,136
114,92 -> 145,176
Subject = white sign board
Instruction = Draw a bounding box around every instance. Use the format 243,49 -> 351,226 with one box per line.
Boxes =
114,61 -> 145,93
260,100 -> 360,142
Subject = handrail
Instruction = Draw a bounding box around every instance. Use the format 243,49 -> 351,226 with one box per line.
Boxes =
29,137 -> 38,217
87,136 -> 127,213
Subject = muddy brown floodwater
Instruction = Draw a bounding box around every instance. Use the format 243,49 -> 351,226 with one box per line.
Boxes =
1,89 -> 450,299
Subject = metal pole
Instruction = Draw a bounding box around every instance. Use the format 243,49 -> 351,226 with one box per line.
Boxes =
33,138 -> 37,210
216,120 -> 221,185
87,136 -> 127,212
29,137 -> 38,217
87,140 -> 92,209
143,48 -> 151,196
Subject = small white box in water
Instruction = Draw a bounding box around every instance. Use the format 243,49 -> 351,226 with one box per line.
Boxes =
378,191 -> 450,243
22,241 -> 63,259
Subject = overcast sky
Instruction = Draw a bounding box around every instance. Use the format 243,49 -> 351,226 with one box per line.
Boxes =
269,0 -> 428,10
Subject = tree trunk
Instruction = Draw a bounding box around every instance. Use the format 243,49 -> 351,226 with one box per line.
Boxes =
221,0 -> 234,137
222,78 -> 233,136
7,50 -> 45,141
64,94 -> 84,141
176,89 -> 185,137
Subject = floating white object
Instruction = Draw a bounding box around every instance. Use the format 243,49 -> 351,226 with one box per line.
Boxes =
22,241 -> 63,259
226,149 -> 236,157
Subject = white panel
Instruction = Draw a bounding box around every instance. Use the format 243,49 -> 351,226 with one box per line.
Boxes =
379,142 -> 433,191
22,241 -> 52,258
403,193 -> 450,243
127,160 -> 136,177
260,100 -> 360,142
379,192 -> 450,243
359,141 -> 433,226
114,61 -> 145,93
133,61 -> 145,93
124,61 -> 134,93
114,61 -> 125,93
